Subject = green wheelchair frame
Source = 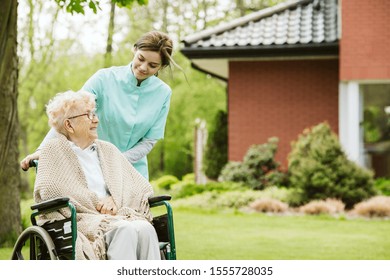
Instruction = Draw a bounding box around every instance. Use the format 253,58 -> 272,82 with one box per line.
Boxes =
11,161 -> 176,260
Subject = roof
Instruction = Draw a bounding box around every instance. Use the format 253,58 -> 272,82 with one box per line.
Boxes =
181,0 -> 339,59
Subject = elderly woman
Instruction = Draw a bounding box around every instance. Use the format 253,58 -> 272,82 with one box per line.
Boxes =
34,90 -> 160,260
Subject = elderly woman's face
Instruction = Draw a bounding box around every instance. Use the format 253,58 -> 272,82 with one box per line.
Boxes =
68,103 -> 99,146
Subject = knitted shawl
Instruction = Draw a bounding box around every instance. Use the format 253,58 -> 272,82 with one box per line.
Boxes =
34,134 -> 154,260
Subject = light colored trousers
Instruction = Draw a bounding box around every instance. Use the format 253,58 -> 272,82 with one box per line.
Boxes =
104,219 -> 161,260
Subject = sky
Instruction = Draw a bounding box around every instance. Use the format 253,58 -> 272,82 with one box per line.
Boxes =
18,0 -> 119,55
17,0 -> 234,57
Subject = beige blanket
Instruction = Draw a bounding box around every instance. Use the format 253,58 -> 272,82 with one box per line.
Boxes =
34,134 -> 154,259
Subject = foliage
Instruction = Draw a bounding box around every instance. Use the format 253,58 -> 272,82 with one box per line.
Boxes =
219,137 -> 287,190
248,198 -> 289,213
288,122 -> 376,209
174,190 -> 263,210
53,0 -> 147,14
169,181 -> 249,199
21,199 -> 34,230
152,175 -> 179,190
181,173 -> 195,182
374,177 -> 390,196
351,196 -> 390,217
299,198 -> 345,215
203,110 -> 228,180
172,184 -> 296,210
362,106 -> 383,143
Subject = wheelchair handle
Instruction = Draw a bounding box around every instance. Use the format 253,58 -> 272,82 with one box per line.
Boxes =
29,159 -> 38,167
21,159 -> 38,171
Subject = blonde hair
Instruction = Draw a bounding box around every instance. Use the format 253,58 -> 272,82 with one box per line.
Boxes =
46,90 -> 95,134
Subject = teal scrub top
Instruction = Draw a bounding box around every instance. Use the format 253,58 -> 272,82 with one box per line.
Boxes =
82,63 -> 172,179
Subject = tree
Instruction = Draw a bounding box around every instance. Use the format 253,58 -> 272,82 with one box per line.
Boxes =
204,110 -> 228,180
18,0 -> 61,195
0,0 -> 21,246
0,0 -> 147,246
104,0 -> 116,67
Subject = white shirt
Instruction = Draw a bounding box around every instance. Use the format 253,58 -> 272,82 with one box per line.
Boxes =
68,141 -> 109,198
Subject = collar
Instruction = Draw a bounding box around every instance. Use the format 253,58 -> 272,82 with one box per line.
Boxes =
128,62 -> 154,87
68,140 -> 97,152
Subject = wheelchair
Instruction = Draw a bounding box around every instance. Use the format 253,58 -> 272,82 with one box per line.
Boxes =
11,161 -> 176,260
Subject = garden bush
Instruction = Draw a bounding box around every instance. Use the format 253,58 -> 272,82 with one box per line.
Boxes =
219,137 -> 287,190
21,199 -> 34,229
203,110 -> 228,179
170,181 -> 249,199
299,198 -> 345,215
152,175 -> 179,190
174,190 -> 265,210
288,122 -> 376,209
249,198 -> 289,213
374,178 -> 390,196
182,173 -> 195,183
351,196 -> 390,217
173,185 -> 297,210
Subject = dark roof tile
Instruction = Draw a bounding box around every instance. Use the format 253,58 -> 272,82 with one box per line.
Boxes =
183,0 -> 338,49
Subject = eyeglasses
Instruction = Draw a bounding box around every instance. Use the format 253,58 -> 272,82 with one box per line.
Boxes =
68,110 -> 97,121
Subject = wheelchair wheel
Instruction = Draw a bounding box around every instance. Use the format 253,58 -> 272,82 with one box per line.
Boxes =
11,226 -> 58,260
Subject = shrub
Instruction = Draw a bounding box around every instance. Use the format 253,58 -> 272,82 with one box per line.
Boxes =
171,181 -> 249,199
351,196 -> 390,217
174,190 -> 264,209
288,122 -> 376,209
153,175 -> 179,190
299,198 -> 345,215
21,199 -> 34,229
203,110 -> 228,179
182,173 -> 195,183
219,137 -> 287,190
374,178 -> 390,196
249,198 -> 289,213
173,186 -> 297,210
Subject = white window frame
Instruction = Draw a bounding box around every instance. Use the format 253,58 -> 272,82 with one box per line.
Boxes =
339,81 -> 364,166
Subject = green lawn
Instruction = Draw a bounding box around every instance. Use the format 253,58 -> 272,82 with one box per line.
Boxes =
1,207 -> 389,260
173,208 -> 390,260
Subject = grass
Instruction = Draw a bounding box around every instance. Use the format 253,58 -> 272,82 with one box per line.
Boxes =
173,207 -> 390,260
1,206 -> 389,260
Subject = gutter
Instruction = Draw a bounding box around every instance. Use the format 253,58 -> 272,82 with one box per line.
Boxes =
181,42 -> 339,60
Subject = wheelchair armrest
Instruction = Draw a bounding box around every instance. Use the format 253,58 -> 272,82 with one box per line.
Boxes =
148,195 -> 171,206
31,197 -> 70,212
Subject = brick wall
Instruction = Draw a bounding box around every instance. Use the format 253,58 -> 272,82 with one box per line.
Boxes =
340,0 -> 390,80
228,59 -> 339,168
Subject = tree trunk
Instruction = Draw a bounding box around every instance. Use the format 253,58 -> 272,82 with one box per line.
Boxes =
0,0 -> 22,246
104,0 -> 116,67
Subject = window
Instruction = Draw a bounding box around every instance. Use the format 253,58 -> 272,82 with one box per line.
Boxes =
361,84 -> 390,178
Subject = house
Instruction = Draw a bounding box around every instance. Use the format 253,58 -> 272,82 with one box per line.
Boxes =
181,0 -> 390,177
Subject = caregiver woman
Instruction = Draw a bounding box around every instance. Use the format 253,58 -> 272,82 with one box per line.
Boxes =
21,30 -> 178,179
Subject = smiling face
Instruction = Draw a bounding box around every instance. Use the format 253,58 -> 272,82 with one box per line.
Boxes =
66,103 -> 99,149
131,49 -> 162,81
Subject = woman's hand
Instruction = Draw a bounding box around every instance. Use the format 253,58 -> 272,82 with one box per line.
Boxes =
96,196 -> 118,215
20,151 -> 41,171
